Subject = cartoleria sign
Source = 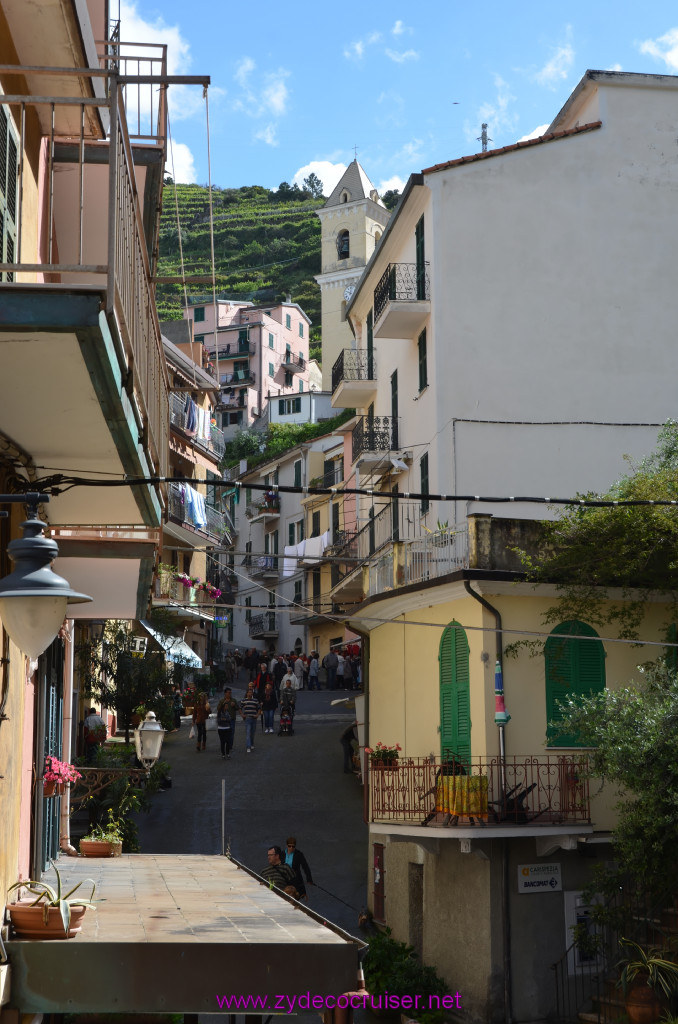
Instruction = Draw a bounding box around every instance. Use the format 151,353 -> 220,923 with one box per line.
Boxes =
517,863 -> 562,893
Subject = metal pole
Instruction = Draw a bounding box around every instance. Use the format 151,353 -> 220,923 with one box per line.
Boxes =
221,777 -> 225,856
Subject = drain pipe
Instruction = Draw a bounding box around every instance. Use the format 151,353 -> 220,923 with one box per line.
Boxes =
59,620 -> 78,856
463,579 -> 513,1024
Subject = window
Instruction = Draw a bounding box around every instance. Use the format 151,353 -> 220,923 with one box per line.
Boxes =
366,310 -> 374,378
194,307 -> 205,323
0,108 -> 18,282
420,452 -> 429,515
297,518 -> 305,542
418,328 -> 428,392
299,322 -> 304,338
294,459 -> 302,487
285,370 -> 293,387
311,510 -> 320,538
298,380 -> 303,393
545,621 -> 606,746
238,328 -> 249,351
332,502 -> 340,537
268,332 -> 274,348
439,621 -> 471,764
245,488 -> 252,506
286,313 -> 292,330
289,522 -> 295,546
294,579 -> 302,604
195,334 -> 205,344
269,362 -> 275,378
337,229 -> 349,260
245,596 -> 252,623
278,397 -> 302,416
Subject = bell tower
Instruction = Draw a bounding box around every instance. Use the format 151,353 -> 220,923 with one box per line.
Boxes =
315,161 -> 391,391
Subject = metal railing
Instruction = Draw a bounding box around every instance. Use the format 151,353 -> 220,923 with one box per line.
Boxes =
250,555 -> 279,578
169,393 -> 225,458
397,527 -> 469,589
216,342 -> 255,358
249,612 -> 278,637
0,59 -> 170,480
369,755 -> 591,827
167,482 -> 227,541
352,415 -> 399,460
245,498 -> 281,518
331,349 -> 377,394
220,368 -> 255,386
154,567 -> 216,611
374,262 -> 430,322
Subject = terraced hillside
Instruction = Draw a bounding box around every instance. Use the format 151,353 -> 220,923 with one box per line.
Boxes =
156,183 -> 324,358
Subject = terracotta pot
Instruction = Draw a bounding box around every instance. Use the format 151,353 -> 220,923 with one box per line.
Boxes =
79,838 -> 122,858
625,982 -> 662,1024
7,900 -> 87,939
43,781 -> 65,797
371,760 -> 399,770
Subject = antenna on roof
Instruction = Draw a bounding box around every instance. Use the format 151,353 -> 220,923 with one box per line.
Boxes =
478,123 -> 491,153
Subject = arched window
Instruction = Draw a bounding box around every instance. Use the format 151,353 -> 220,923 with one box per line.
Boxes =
337,230 -> 349,260
545,621 -> 606,746
439,621 -> 471,764
340,190 -> 350,203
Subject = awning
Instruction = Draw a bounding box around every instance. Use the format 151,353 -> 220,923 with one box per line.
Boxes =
139,620 -> 202,667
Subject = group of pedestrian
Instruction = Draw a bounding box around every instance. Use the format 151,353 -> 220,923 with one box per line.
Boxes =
236,646 -> 361,692
321,647 -> 361,691
261,838 -> 314,900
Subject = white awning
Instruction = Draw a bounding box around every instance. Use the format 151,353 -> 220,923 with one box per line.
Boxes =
139,621 -> 202,667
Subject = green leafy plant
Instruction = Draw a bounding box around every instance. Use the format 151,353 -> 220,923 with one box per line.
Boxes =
617,939 -> 678,1000
363,927 -> 449,1024
7,864 -> 99,934
365,741 -> 401,763
82,810 -> 124,844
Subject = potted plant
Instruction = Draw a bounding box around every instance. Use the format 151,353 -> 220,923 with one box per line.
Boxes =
365,741 -> 402,768
6,865 -> 98,939
43,755 -> 81,797
617,938 -> 678,1024
80,812 -> 124,857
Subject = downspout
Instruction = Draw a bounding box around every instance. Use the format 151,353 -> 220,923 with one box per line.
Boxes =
463,580 -> 513,1024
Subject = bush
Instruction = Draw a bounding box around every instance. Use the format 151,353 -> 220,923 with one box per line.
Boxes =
363,927 -> 450,1024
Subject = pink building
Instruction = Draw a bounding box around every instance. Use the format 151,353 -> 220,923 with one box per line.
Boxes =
184,299 -> 312,435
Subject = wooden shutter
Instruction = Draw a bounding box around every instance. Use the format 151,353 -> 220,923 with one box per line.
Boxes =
439,621 -> 471,766
366,310 -> 374,378
415,215 -> 425,299
418,329 -> 427,391
545,621 -> 605,746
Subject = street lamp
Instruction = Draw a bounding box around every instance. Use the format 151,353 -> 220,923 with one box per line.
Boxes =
134,711 -> 166,771
0,493 -> 91,658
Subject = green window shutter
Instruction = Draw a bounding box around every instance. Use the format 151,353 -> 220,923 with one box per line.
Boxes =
294,396 -> 301,410
418,329 -> 428,391
545,621 -> 606,747
278,399 -> 285,415
269,332 -> 274,348
439,621 -> 471,766
288,523 -> 295,546
415,215 -> 426,299
420,452 -> 429,515
269,362 -> 274,377
294,460 -> 302,487
366,310 -> 374,378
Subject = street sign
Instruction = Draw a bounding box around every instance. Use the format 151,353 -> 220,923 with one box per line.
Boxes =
517,863 -> 562,893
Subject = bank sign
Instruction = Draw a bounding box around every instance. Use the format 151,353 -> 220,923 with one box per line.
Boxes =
517,863 -> 562,893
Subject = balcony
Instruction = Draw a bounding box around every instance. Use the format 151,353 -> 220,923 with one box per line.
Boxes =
153,567 -> 217,623
369,755 -> 591,837
290,597 -> 328,625
249,612 -> 279,638
250,555 -> 280,580
331,350 -> 377,409
366,525 -> 470,596
282,351 -> 305,371
351,415 -> 400,466
167,482 -> 229,543
169,394 -> 225,460
246,496 -> 281,522
373,262 -> 431,339
216,342 -> 255,359
220,368 -> 256,387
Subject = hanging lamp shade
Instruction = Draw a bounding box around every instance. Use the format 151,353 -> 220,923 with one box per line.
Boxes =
0,513 -> 91,658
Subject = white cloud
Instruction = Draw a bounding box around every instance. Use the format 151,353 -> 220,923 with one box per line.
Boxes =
394,137 -> 424,165
517,124 -> 549,142
466,75 -> 518,147
344,31 -> 381,61
607,63 -> 623,72
534,42 -> 575,88
292,161 -> 347,196
385,48 -> 419,64
378,175 -> 406,194
233,62 -> 291,119
255,124 -> 278,147
392,20 -> 412,36
639,28 -> 678,70
165,140 -> 196,183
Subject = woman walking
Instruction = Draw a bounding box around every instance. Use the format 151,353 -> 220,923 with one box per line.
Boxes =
262,682 -> 278,734
192,691 -> 211,752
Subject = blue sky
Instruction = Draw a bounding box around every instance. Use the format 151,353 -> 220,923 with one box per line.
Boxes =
122,0 -> 678,196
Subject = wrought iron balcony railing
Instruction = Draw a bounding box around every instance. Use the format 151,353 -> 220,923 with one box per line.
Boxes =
283,351 -> 305,370
331,349 -> 377,394
167,482 -> 228,541
368,755 -> 591,827
216,342 -> 255,359
169,393 -> 225,458
250,555 -> 279,578
249,612 -> 278,637
245,497 -> 281,519
374,262 -> 430,323
220,368 -> 255,386
352,415 -> 399,460
154,566 -> 217,612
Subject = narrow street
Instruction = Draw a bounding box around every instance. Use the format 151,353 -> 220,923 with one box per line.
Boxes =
136,679 -> 367,941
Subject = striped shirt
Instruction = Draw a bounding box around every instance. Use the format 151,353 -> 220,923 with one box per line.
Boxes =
239,696 -> 261,719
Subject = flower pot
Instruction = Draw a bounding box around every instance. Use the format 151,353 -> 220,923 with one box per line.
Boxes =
371,760 -> 399,770
7,900 -> 87,939
79,838 -> 122,858
43,781 -> 65,797
625,982 -> 663,1024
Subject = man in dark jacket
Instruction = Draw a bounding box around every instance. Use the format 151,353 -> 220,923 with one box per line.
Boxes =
282,837 -> 314,900
262,846 -> 298,895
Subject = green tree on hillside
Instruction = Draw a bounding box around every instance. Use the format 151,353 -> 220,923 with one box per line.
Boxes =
303,172 -> 324,199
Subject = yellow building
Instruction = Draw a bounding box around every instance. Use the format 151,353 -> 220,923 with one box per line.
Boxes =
349,513 -> 670,1023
